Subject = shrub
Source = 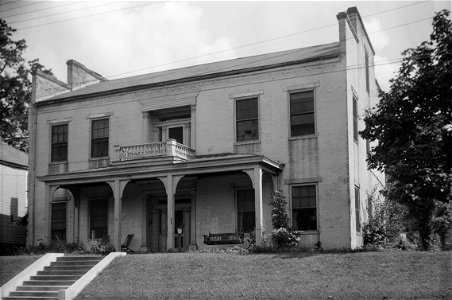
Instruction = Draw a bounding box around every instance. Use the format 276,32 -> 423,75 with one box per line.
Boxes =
269,191 -> 298,249
272,228 -> 298,248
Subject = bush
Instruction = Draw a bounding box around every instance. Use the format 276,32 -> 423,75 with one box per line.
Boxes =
269,191 -> 298,249
272,228 -> 298,248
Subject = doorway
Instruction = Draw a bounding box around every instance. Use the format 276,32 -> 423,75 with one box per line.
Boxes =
147,202 -> 191,252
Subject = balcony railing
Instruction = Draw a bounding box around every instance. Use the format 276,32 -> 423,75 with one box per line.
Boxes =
118,139 -> 195,161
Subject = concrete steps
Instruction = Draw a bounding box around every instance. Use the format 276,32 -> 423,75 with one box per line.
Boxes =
3,255 -> 102,300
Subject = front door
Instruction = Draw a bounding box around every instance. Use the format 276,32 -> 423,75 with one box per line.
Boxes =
147,205 -> 190,252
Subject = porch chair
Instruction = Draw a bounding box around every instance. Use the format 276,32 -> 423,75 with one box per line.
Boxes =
121,234 -> 135,253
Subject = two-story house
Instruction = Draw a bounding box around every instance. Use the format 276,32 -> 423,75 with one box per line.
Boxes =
28,7 -> 384,252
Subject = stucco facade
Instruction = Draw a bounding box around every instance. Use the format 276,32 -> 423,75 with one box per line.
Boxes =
28,7 -> 384,251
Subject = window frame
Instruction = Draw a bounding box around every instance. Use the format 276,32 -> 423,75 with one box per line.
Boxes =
90,118 -> 110,158
365,50 -> 370,93
235,188 -> 255,234
355,185 -> 361,234
291,184 -> 318,232
234,96 -> 260,144
288,89 -> 316,138
50,123 -> 68,162
353,93 -> 359,143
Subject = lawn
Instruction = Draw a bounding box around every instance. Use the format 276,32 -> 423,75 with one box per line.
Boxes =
0,255 -> 42,286
75,250 -> 452,299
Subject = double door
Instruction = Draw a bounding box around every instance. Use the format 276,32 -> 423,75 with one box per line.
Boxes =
147,204 -> 191,252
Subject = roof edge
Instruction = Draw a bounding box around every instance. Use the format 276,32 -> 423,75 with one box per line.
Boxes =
38,46 -> 340,106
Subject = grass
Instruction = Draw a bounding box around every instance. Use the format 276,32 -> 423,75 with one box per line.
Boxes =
0,255 -> 42,286
75,250 -> 452,299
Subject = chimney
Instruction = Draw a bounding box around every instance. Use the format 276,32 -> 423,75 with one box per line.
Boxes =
66,59 -> 107,90
32,70 -> 71,102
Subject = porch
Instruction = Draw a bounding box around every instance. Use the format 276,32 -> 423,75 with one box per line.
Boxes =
39,154 -> 283,252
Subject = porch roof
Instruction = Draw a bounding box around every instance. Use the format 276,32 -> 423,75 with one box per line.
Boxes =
37,153 -> 284,185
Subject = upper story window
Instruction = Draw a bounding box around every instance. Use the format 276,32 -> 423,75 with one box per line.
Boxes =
91,118 -> 109,158
353,94 -> 358,142
51,124 -> 68,162
290,90 -> 315,137
292,185 -> 317,231
365,51 -> 370,93
236,97 -> 259,142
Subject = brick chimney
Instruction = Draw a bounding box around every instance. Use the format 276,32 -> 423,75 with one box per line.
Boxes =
32,70 -> 71,102
66,59 -> 107,90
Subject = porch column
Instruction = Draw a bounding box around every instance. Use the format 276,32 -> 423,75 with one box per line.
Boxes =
108,180 -> 128,251
45,184 -> 59,244
253,168 -> 264,245
244,167 -> 265,246
158,175 -> 183,251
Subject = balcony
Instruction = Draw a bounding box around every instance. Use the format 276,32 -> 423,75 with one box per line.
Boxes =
117,139 -> 195,162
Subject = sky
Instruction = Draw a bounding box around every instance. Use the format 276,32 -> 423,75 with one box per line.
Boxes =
1,0 -> 451,91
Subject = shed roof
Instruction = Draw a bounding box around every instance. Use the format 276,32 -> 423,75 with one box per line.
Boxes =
0,141 -> 28,169
47,42 -> 340,102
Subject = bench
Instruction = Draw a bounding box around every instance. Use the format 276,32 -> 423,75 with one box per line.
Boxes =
203,233 -> 244,245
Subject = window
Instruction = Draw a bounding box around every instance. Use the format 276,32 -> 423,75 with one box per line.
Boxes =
51,124 -> 68,162
355,186 -> 361,233
236,98 -> 258,142
292,185 -> 317,230
51,202 -> 67,241
90,199 -> 108,239
366,139 -> 371,156
365,51 -> 370,93
91,119 -> 109,158
290,90 -> 315,136
237,189 -> 255,233
10,197 -> 18,222
353,94 -> 358,142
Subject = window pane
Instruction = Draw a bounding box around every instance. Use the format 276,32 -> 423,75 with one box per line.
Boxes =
290,91 -> 314,114
293,208 -> 317,230
51,144 -> 67,161
236,119 -> 258,142
290,113 -> 315,136
353,96 -> 358,141
355,186 -> 361,232
236,98 -> 258,120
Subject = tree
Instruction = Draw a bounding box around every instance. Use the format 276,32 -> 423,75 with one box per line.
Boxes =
360,10 -> 452,250
1,19 -> 52,152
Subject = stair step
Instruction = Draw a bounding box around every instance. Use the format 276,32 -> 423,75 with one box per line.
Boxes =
37,270 -> 86,276
10,291 -> 58,297
57,255 -> 104,261
23,280 -> 75,286
3,297 -> 58,300
50,261 -> 99,266
17,286 -> 68,292
30,275 -> 82,281
43,265 -> 91,271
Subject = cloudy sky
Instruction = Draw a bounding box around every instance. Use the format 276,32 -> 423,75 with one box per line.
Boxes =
1,0 -> 450,91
